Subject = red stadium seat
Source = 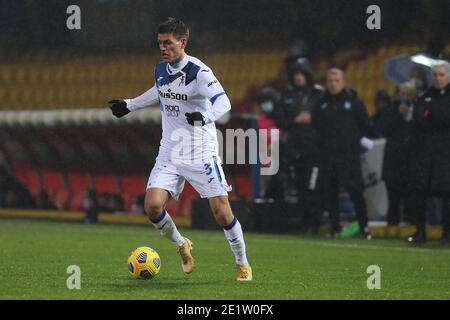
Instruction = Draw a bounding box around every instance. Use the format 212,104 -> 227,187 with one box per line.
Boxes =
68,191 -> 85,211
121,175 -> 146,196
94,174 -> 118,194
67,173 -> 90,193
233,175 -> 252,200
53,189 -> 70,210
166,183 -> 199,218
42,171 -> 64,194
11,161 -> 39,195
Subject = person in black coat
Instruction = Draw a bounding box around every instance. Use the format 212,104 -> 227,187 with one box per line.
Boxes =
276,58 -> 324,157
274,58 -> 324,234
313,68 -> 371,238
368,90 -> 392,139
378,82 -> 416,225
408,61 -> 450,244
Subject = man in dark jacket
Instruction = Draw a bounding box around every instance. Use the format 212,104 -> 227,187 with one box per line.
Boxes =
368,90 -> 392,139
313,68 -> 371,238
408,61 -> 450,244
378,82 -> 416,226
275,58 -> 324,234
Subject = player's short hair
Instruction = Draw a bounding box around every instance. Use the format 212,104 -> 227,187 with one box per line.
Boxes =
157,17 -> 189,40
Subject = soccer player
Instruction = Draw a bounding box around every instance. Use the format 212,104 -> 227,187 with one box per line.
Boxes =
108,17 -> 252,281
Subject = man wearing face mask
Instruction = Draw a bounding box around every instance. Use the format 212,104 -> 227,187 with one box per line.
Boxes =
256,87 -> 282,200
257,87 -> 278,116
275,58 -> 324,234
408,61 -> 450,244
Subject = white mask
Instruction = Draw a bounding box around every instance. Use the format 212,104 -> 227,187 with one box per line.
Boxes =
260,101 -> 274,113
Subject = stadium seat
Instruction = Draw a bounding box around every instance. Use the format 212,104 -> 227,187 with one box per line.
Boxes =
11,162 -> 40,195
121,175 -> 146,197
0,50 -> 287,111
42,171 -> 65,193
67,191 -> 85,211
53,189 -> 70,210
67,173 -> 90,193
165,183 -> 198,218
94,174 -> 118,194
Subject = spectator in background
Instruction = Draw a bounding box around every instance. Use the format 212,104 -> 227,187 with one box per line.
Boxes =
275,58 -> 324,234
368,89 -> 392,138
408,61 -> 450,244
255,86 -> 283,200
313,68 -> 371,239
83,189 -> 99,224
378,82 -> 416,226
409,66 -> 429,97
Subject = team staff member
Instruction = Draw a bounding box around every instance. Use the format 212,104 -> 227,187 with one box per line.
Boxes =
313,68 -> 371,239
408,61 -> 450,244
378,82 -> 416,226
276,58 -> 324,234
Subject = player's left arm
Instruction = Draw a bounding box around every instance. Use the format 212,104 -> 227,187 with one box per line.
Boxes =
185,69 -> 231,126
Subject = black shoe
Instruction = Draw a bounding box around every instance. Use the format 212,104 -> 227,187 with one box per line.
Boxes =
407,230 -> 426,244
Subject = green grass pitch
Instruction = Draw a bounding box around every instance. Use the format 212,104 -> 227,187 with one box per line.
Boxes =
1,217 -> 449,299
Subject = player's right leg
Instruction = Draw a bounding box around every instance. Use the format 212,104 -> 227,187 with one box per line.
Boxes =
145,188 -> 182,245
144,188 -> 195,274
145,161 -> 195,274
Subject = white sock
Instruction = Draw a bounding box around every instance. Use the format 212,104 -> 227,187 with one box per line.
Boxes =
150,210 -> 185,246
223,217 -> 249,266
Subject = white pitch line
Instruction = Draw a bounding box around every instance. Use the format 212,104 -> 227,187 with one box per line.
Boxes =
193,233 -> 450,255
292,239 -> 450,254
5,220 -> 449,255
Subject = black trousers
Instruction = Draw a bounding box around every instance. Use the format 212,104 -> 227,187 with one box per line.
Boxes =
294,155 -> 321,233
385,180 -> 414,225
322,161 -> 368,232
412,191 -> 450,235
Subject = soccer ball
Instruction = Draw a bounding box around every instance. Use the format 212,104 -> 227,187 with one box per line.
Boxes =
127,246 -> 161,279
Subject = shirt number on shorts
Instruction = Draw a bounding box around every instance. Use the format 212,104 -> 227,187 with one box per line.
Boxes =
204,163 -> 212,175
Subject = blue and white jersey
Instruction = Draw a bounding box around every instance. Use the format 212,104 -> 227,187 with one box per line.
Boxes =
125,54 -> 230,163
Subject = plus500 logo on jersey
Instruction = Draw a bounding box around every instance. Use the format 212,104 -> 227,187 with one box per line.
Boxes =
164,104 -> 180,117
158,90 -> 188,101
